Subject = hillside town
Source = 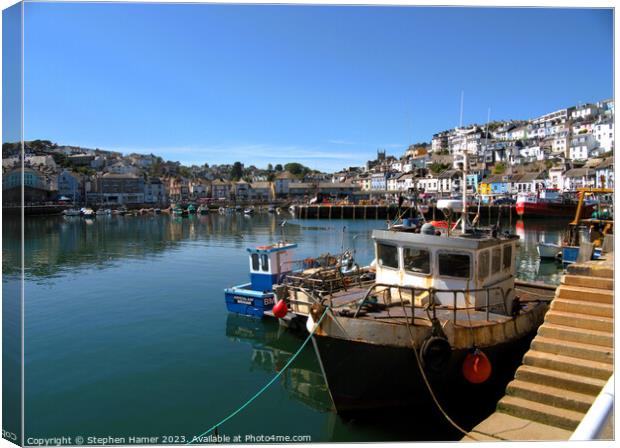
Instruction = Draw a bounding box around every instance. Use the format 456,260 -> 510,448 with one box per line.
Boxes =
2,98 -> 614,207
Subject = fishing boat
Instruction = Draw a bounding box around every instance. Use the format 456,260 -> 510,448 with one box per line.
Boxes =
218,206 -> 226,214
536,242 -> 562,259
62,208 -> 81,217
515,189 -> 585,218
224,242 -> 298,317
197,204 -> 209,215
560,187 -> 613,267
95,208 -> 112,216
187,204 -> 197,214
172,205 -> 184,216
244,206 -> 255,215
299,156 -> 553,414
268,205 -> 277,213
80,207 -> 95,218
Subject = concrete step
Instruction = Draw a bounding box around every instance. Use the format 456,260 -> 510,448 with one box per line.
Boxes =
523,349 -> 613,380
497,395 -> 585,431
538,323 -> 613,348
545,310 -> 613,333
515,364 -> 607,396
532,335 -> 613,364
506,379 -> 596,413
561,274 -> 613,290
557,284 -> 613,304
550,297 -> 613,318
567,263 -> 613,279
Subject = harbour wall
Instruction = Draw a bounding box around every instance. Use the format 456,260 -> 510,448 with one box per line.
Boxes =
294,204 -> 517,223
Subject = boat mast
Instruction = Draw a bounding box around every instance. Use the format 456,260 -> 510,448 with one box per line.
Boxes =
462,145 -> 468,233
459,91 -> 467,233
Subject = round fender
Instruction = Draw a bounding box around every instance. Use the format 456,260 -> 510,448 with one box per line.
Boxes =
420,336 -> 452,374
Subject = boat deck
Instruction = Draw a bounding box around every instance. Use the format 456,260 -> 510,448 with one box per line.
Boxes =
315,281 -> 555,327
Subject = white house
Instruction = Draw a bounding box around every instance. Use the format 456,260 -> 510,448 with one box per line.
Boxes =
105,161 -> 140,175
593,121 -> 614,153
563,168 -> 595,190
570,103 -> 599,121
548,166 -> 566,191
569,134 -> 598,160
144,178 -> 166,204
417,174 -> 439,194
274,171 -> 294,196
594,158 -> 614,189
531,108 -> 569,125
519,145 -> 545,162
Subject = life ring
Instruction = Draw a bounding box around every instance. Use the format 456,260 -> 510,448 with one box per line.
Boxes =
420,336 -> 452,374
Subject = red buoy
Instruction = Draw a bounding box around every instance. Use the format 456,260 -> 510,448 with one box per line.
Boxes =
272,300 -> 288,318
462,349 -> 492,384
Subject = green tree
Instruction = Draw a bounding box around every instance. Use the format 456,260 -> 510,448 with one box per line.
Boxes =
267,163 -> 273,171
284,162 -> 310,177
429,162 -> 450,174
493,162 -> 506,175
274,164 -> 283,172
230,161 -> 244,180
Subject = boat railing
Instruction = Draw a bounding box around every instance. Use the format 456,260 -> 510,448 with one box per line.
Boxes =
349,283 -> 510,326
282,280 -> 511,326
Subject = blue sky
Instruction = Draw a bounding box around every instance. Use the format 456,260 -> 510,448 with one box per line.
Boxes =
13,3 -> 615,171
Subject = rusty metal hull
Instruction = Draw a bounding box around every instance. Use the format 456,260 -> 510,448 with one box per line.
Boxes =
310,301 -> 549,414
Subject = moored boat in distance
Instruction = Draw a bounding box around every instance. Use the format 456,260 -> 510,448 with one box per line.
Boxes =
537,242 -> 561,259
172,204 -> 184,216
80,207 -> 95,218
515,189 -> 585,218
62,208 -> 81,216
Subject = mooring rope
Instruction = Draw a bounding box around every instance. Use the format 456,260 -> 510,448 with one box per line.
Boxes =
186,307 -> 330,445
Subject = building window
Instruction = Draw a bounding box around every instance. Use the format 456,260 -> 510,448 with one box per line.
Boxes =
377,243 -> 399,269
403,248 -> 430,274
438,253 -> 470,278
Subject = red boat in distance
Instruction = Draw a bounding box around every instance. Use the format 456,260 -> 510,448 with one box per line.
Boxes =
515,189 -> 589,218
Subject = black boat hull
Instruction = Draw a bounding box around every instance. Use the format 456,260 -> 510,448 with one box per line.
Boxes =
312,330 -> 537,420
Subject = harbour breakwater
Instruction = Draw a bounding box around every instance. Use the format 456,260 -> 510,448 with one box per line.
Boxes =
294,204 -> 517,223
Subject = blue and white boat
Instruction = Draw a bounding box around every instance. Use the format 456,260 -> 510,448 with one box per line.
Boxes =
224,242 -> 298,317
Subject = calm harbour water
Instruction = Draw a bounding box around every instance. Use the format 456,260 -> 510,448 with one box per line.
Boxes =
3,213 -> 569,443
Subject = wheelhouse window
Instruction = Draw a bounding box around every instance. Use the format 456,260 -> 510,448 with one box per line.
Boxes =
438,253 -> 470,278
251,253 -> 260,271
403,247 -> 430,274
491,247 -> 501,274
377,243 -> 399,269
478,250 -> 490,279
260,254 -> 269,272
503,245 -> 512,270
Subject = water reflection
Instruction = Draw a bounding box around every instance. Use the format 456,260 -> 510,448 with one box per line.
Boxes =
225,314 -> 333,413
2,213 -> 300,279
